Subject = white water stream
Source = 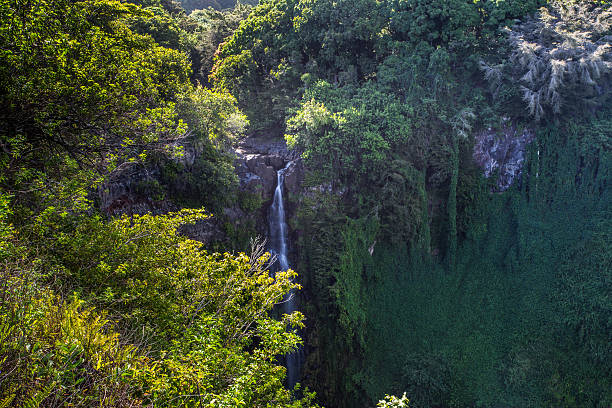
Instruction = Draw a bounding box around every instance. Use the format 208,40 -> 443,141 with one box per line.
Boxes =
268,161 -> 302,389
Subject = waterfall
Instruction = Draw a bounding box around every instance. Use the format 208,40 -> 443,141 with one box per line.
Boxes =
268,160 -> 303,389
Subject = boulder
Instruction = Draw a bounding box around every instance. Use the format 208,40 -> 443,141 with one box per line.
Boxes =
267,154 -> 285,170
255,162 -> 277,195
234,136 -> 304,202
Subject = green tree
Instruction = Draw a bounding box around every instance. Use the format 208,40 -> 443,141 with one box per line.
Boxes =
189,3 -> 254,85
481,0 -> 612,121
0,0 -> 191,211
0,1 -> 319,406
1,206 -> 318,406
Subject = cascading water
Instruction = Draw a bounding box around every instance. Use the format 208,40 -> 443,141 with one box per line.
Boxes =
268,160 -> 303,389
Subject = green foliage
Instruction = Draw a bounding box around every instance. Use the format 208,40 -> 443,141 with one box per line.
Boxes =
179,0 -> 258,13
1,204 -> 318,406
188,4 -> 254,85
481,1 -> 612,121
128,4 -> 189,50
211,0 -> 391,130
2,0 -> 610,407
389,0 -> 546,48
158,144 -> 237,211
0,228 -> 138,406
212,0 -> 545,133
388,0 -> 481,47
128,87 -> 245,214
179,86 -> 248,148
0,0 -> 191,211
211,0 -> 302,131
215,0 -> 612,406
377,393 -> 410,408
286,81 -> 434,244
555,221 -> 611,367
0,0 -> 249,217
0,0 -> 319,406
401,353 -> 451,408
152,87 -> 246,211
296,104 -> 611,407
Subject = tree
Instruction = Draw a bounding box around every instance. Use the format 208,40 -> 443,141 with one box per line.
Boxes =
1,207 -> 318,406
0,1 -> 318,405
481,1 -> 612,121
0,0 -> 191,211
189,3 -> 253,85
178,0 -> 258,14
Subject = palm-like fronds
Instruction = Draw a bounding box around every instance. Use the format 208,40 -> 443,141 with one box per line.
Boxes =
481,1 -> 611,121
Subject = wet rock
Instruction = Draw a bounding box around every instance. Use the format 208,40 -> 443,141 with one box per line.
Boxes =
244,154 -> 266,173
256,162 -> 277,195
234,136 -> 303,202
97,135 -> 305,247
283,160 -> 304,195
235,136 -> 299,162
473,123 -> 535,191
268,154 -> 285,170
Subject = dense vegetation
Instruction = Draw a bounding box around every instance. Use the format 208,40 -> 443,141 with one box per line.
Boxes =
0,0 -> 314,406
1,0 -> 610,407
178,0 -> 258,14
212,0 -> 611,406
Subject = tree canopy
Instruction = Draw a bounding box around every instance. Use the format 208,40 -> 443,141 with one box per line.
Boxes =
0,0 -> 317,406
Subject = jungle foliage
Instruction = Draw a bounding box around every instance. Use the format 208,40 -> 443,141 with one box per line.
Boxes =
1,0 -> 611,406
211,0 -> 611,406
0,0 -> 316,406
178,0 -> 258,14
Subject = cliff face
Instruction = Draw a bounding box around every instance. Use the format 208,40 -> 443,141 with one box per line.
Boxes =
473,123 -> 535,191
97,122 -> 534,250
233,137 -> 304,243
98,136 -> 304,247
234,136 -> 302,198
98,167 -> 178,216
97,139 -> 212,217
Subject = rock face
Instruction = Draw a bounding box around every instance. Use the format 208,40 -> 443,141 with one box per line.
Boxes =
473,123 -> 535,191
97,135 -> 304,246
233,136 -> 304,238
98,167 -> 177,217
234,136 -> 303,201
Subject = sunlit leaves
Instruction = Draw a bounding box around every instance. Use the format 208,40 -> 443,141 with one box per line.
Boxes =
0,0 -> 191,210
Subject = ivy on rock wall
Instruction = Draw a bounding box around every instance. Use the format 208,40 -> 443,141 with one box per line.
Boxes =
296,106 -> 611,408
271,1 -> 610,406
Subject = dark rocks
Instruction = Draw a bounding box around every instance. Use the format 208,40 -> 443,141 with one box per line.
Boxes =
283,160 -> 303,194
98,167 -> 178,216
268,154 -> 285,169
234,136 -> 303,201
180,217 -> 224,244
237,136 -> 300,161
97,135 -> 304,247
473,122 -> 535,191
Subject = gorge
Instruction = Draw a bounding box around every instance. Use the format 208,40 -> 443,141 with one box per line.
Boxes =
1,0 -> 610,407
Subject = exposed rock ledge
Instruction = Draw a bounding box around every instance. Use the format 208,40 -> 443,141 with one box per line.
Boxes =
234,136 -> 303,201
473,122 -> 535,191
97,136 -> 303,246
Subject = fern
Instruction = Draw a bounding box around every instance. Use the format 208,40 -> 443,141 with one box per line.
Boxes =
22,383 -> 55,408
